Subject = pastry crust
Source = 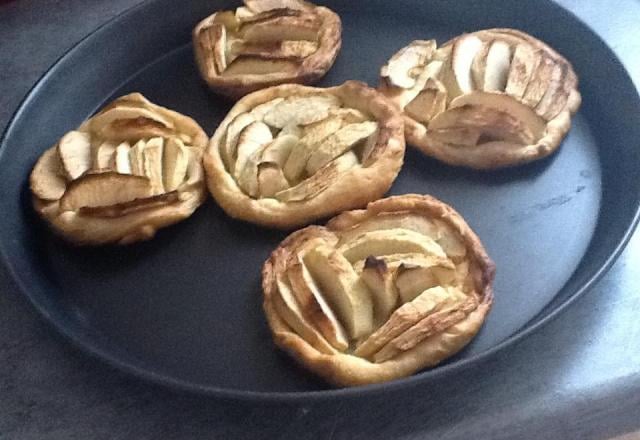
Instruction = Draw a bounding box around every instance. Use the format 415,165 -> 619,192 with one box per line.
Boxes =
29,93 -> 208,245
379,28 -> 581,169
203,81 -> 405,229
262,194 -> 495,386
193,0 -> 342,98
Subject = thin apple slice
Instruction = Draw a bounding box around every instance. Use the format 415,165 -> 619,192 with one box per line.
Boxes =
222,112 -> 256,172
111,142 -> 132,175
374,288 -> 473,362
260,134 -> 298,167
228,40 -> 318,61
449,91 -> 546,140
470,42 -> 490,90
305,121 -> 377,175
163,137 -> 189,192
521,56 -> 555,108
405,78 -> 448,124
207,23 -> 227,74
90,106 -> 173,135
93,142 -> 117,171
360,256 -> 399,325
380,40 -> 436,89
142,137 -> 164,195
263,94 -> 341,129
237,145 -> 266,197
79,191 -> 178,218
304,245 -> 374,339
128,139 -> 146,177
222,57 -> 298,76
286,260 -> 349,351
57,130 -> 92,180
275,151 -> 357,202
59,172 -> 154,211
258,163 -> 290,197
338,228 -> 447,263
244,0 -> 312,13
354,286 -> 459,359
535,63 -> 570,120
272,270 -> 335,355
428,105 -> 535,145
505,43 -> 541,99
30,148 -> 67,201
483,40 -> 512,92
336,213 -> 441,246
250,97 -> 285,121
283,114 -> 344,182
451,34 -> 484,94
394,257 -> 456,303
233,121 -> 273,181
240,14 -> 320,43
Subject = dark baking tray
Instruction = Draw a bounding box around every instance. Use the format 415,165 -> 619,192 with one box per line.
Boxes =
0,0 -> 638,402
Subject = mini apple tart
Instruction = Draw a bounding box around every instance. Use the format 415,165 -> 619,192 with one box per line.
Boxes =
379,28 -> 581,169
192,0 -> 341,98
204,81 -> 405,229
29,93 -> 208,245
262,194 -> 495,386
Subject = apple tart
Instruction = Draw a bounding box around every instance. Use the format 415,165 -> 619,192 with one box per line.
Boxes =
29,93 -> 208,245
192,0 -> 341,98
262,194 -> 495,386
204,81 -> 405,229
379,29 -> 581,169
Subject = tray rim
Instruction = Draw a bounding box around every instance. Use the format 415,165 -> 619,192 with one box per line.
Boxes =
1,0 -> 639,402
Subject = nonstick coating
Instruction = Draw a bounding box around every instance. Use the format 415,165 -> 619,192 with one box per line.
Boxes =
1,0 -> 639,401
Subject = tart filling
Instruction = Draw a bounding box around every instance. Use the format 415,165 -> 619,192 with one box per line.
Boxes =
29,93 -> 208,245
193,0 -> 342,97
204,81 -> 405,229
262,194 -> 495,386
379,29 -> 581,169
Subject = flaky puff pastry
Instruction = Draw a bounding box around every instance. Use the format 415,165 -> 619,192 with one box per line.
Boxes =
379,28 -> 581,169
203,81 -> 405,229
262,194 -> 495,387
30,93 -> 208,245
193,0 -> 341,98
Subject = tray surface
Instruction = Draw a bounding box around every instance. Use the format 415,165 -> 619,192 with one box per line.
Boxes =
1,0 -> 639,401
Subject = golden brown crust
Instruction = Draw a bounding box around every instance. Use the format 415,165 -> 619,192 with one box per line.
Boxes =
378,28 -> 581,169
29,93 -> 208,245
262,194 -> 495,386
203,81 -> 406,229
193,1 -> 342,98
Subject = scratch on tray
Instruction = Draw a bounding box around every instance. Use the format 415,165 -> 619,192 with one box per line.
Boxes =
509,192 -> 577,224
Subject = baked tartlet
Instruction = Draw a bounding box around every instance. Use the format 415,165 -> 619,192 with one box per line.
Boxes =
193,0 -> 341,98
262,194 -> 495,387
203,81 -> 405,229
29,93 -> 208,245
379,28 -> 581,169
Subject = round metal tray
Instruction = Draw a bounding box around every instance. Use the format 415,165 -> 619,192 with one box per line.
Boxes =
1,0 -> 639,402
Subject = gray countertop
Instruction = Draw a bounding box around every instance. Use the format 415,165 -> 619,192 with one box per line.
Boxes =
1,0 -> 639,439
